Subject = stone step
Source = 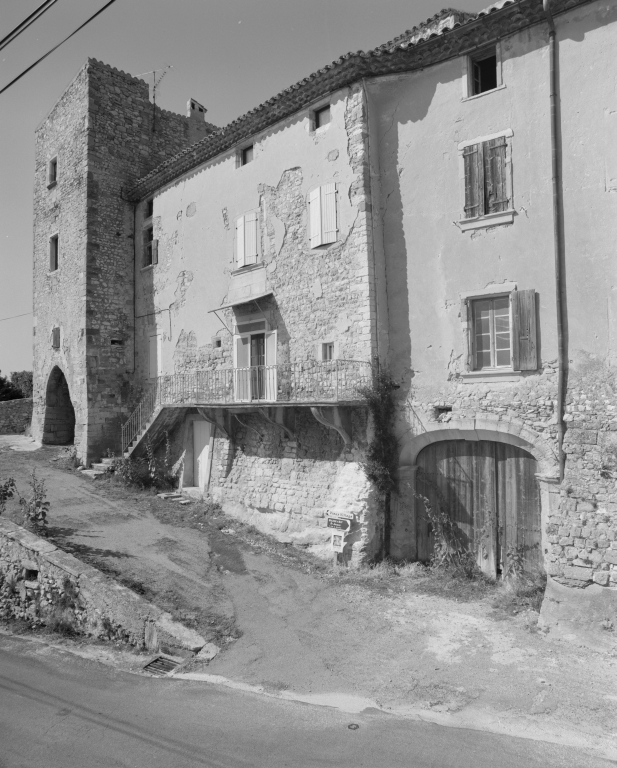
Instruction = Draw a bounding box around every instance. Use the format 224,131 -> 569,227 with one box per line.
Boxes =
80,469 -> 104,479
157,492 -> 183,500
91,462 -> 110,472
99,457 -> 115,466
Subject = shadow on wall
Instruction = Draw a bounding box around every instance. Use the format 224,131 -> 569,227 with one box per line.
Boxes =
43,366 -> 75,445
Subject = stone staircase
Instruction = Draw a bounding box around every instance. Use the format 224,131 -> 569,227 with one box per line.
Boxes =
80,456 -> 114,479
122,406 -> 187,459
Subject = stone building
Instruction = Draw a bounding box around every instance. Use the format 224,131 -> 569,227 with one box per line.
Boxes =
32,0 -> 617,622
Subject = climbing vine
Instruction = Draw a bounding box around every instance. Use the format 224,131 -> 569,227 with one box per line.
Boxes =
360,362 -> 399,495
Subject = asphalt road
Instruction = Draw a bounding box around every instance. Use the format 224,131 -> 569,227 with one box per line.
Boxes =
0,635 -> 612,768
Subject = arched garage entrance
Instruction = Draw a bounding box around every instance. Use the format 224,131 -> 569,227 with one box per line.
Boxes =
43,366 -> 75,445
416,440 -> 542,577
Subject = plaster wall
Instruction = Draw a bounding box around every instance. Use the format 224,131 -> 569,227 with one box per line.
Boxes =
369,1 -> 617,597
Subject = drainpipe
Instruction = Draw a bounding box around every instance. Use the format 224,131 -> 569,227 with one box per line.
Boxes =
544,0 -> 567,482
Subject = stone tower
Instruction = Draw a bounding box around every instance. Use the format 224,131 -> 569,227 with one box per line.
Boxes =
31,59 -> 214,462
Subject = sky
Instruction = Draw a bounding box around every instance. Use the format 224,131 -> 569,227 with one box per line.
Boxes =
0,0 -> 490,375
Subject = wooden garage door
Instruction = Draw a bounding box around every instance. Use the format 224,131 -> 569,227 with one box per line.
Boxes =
416,440 -> 541,577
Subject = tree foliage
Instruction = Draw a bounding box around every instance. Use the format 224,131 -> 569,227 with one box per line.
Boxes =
10,370 -> 33,398
0,370 -> 23,401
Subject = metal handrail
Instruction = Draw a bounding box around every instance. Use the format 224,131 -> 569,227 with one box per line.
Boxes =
121,359 -> 372,453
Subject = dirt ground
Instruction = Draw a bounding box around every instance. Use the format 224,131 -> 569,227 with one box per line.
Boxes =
1,435 -> 616,759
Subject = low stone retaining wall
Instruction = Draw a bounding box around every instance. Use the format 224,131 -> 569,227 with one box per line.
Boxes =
0,398 -> 33,434
0,518 -> 205,652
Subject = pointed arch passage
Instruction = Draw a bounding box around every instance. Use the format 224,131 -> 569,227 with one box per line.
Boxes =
43,366 -> 75,445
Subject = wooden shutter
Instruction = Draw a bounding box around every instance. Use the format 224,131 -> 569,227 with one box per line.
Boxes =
308,187 -> 322,248
321,183 -> 337,244
52,327 -> 60,349
151,239 -> 159,265
484,137 -> 508,213
264,330 -> 277,401
244,211 -> 258,265
148,335 -> 159,379
233,335 -> 250,401
463,298 -> 474,371
236,216 -> 245,267
463,143 -> 484,219
511,289 -> 537,371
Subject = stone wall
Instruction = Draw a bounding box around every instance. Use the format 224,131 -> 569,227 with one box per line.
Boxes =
0,517 -> 205,651
199,408 -> 380,562
0,399 -> 33,435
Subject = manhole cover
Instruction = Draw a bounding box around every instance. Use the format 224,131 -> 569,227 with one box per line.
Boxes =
143,656 -> 180,677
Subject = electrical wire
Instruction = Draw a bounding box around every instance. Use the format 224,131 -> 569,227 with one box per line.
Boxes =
0,311 -> 32,323
0,0 -> 60,53
0,0 -> 118,96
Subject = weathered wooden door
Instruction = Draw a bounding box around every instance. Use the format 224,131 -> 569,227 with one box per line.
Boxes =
416,440 -> 541,577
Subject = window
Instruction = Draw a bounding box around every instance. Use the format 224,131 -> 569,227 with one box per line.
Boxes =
308,183 -> 337,248
145,198 -> 154,219
49,234 -> 59,271
143,226 -> 158,267
322,342 -> 334,361
470,48 -> 498,95
314,105 -> 331,129
52,327 -> 60,349
48,157 -> 57,188
110,339 -> 124,346
240,145 -> 254,166
460,131 -> 513,228
235,211 -> 260,267
465,289 -> 537,372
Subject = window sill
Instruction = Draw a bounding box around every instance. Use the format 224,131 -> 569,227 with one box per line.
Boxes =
141,264 -> 154,272
231,261 -> 264,276
47,270 -> 59,276
459,209 -> 515,232
461,370 -> 523,383
47,181 -> 57,190
462,84 -> 506,102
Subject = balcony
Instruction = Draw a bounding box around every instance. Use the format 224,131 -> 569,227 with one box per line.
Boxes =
122,360 -> 371,454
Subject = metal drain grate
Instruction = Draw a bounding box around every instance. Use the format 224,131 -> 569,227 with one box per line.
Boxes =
143,656 -> 180,677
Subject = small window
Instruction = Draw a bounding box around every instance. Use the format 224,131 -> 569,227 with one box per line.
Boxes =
241,146 -> 254,166
214,338 -> 222,348
315,105 -> 331,129
143,227 -> 158,267
322,342 -> 334,361
49,234 -> 59,271
48,157 -> 57,187
466,289 -> 537,372
308,184 -> 338,248
52,327 -> 60,349
470,48 -> 498,95
110,339 -> 124,346
463,136 -> 510,220
146,199 -> 154,219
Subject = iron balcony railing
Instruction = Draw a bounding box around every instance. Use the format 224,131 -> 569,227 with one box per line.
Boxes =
121,359 -> 372,454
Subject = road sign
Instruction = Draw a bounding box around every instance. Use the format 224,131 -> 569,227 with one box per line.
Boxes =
331,532 -> 345,552
326,510 -> 354,520
327,517 -> 351,532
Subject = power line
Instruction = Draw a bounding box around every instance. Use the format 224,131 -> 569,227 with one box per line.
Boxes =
0,0 -> 119,97
0,0 -> 60,53
0,312 -> 32,323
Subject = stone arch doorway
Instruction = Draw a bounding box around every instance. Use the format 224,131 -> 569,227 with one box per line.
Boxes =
416,439 -> 542,577
43,366 -> 75,445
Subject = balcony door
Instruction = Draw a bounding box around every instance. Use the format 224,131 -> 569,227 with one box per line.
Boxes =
234,329 -> 277,402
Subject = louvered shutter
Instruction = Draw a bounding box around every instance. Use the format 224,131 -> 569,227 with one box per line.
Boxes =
244,211 -> 259,265
511,289 -> 537,371
484,137 -> 508,213
151,239 -> 159,265
264,330 -> 277,401
52,327 -> 60,349
463,143 -> 484,219
236,216 -> 245,267
463,299 -> 474,371
321,183 -> 337,244
149,335 -> 159,379
233,335 -> 250,401
308,187 -> 322,248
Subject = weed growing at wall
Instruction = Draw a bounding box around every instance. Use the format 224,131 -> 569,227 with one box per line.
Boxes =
0,477 -> 16,515
108,433 -> 177,490
360,364 -> 398,494
18,471 -> 49,536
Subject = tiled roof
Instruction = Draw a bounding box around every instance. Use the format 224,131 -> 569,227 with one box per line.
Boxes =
126,0 -> 589,202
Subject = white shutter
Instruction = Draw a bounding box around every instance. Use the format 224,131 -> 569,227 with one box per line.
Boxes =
244,211 -> 258,265
321,183 -> 337,244
236,215 -> 245,267
233,335 -> 250,401
264,330 -> 277,402
308,187 -> 322,248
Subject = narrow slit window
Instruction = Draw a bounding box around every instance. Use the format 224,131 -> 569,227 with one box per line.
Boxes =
241,145 -> 254,166
143,227 -> 158,267
472,296 -> 511,370
146,199 -> 154,219
49,235 -> 59,271
52,327 -> 60,349
322,342 -> 334,361
48,158 -> 57,187
315,105 -> 331,129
